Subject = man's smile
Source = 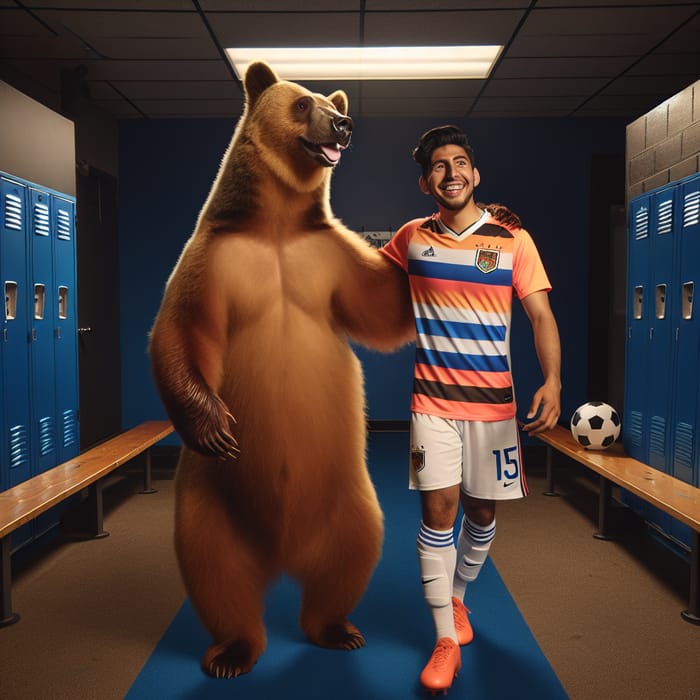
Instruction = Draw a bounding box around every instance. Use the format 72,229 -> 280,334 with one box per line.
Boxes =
440,181 -> 466,195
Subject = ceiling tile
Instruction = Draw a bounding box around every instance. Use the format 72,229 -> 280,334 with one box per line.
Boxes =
208,11 -> 361,47
364,10 -> 524,44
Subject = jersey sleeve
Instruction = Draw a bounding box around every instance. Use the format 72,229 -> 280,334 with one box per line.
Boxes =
512,228 -> 552,299
378,221 -> 412,271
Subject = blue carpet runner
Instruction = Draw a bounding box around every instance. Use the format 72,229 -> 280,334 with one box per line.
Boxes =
126,432 -> 568,699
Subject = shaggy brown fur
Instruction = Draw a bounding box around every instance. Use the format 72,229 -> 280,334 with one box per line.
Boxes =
149,62 -> 414,679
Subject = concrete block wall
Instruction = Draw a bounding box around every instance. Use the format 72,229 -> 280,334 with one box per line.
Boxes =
626,79 -> 700,202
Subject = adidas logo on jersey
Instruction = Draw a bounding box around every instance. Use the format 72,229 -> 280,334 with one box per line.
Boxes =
421,246 -> 436,257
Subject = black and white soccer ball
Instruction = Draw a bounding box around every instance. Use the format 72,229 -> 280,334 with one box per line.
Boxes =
570,402 -> 621,450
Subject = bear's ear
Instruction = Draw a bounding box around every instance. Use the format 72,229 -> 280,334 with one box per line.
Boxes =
327,90 -> 349,116
244,61 -> 279,106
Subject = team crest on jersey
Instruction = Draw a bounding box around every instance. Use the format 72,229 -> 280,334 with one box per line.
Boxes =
475,248 -> 499,273
411,448 -> 426,473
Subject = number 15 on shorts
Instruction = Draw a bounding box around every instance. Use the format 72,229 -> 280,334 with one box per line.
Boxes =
493,446 -> 519,483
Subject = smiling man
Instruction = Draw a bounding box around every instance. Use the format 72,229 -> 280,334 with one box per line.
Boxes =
380,124 -> 561,695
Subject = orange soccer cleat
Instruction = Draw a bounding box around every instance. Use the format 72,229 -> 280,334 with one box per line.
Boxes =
419,637 -> 462,696
452,596 -> 473,646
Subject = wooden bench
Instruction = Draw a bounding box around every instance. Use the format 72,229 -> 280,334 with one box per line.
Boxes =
0,420 -> 174,627
536,423 -> 700,624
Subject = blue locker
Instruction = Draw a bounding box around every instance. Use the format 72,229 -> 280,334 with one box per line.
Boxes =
29,186 -> 58,476
52,193 -> 79,463
674,173 -> 700,488
0,173 -> 79,548
0,175 -> 32,487
623,193 -> 651,462
624,174 -> 700,552
646,185 -> 676,473
667,174 -> 700,550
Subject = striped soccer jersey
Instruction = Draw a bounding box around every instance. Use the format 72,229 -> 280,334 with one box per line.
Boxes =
380,210 -> 551,421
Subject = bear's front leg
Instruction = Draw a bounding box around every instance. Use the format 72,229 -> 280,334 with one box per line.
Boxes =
155,360 -> 239,459
149,273 -> 239,459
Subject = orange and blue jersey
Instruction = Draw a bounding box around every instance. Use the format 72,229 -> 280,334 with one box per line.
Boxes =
380,210 -> 551,421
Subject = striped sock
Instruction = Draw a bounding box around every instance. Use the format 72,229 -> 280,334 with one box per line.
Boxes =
417,522 -> 457,642
453,515 -> 496,601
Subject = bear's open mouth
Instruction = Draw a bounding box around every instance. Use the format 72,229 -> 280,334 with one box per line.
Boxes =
299,137 -> 344,166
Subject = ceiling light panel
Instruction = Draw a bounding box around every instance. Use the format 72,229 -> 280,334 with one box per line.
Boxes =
226,46 -> 503,81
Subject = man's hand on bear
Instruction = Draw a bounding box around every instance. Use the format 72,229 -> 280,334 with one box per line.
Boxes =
480,202 -> 522,229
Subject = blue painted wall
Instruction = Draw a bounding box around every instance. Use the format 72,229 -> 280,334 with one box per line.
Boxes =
119,115 -> 625,438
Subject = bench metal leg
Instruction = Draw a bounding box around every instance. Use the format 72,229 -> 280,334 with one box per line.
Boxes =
0,536 -> 20,627
79,479 -> 110,540
543,445 -> 559,496
593,476 -> 614,540
139,448 -> 158,495
681,530 -> 700,625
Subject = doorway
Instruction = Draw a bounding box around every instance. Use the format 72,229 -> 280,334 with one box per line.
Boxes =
76,166 -> 122,447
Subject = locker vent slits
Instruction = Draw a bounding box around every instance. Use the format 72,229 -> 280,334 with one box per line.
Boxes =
56,208 -> 72,240
4,193 -> 22,231
673,422 -> 694,471
683,190 -> 700,228
39,415 -> 55,456
33,202 -> 49,236
648,415 -> 666,464
628,411 -> 643,448
9,424 -> 30,469
62,409 -> 78,448
634,207 -> 649,240
657,198 -> 673,235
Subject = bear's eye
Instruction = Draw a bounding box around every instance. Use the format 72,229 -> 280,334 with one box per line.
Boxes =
296,98 -> 310,113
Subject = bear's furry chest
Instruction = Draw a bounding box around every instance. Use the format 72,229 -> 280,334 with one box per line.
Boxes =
209,228 -> 343,328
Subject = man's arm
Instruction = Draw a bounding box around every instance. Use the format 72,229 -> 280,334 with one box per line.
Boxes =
520,290 -> 561,434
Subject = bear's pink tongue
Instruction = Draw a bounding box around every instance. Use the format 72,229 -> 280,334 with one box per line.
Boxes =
321,144 -> 341,163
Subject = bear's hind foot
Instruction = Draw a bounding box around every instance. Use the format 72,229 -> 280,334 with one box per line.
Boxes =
309,620 -> 366,651
201,638 -> 263,679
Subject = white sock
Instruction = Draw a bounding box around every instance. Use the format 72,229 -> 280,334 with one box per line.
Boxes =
417,522 -> 457,643
453,515 -> 496,601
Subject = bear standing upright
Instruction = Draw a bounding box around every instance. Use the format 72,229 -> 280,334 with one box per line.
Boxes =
149,61 -> 415,679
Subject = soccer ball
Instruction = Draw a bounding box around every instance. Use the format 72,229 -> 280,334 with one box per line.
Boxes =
570,402 -> 621,450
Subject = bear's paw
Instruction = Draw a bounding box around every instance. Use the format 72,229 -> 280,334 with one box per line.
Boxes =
201,638 -> 262,679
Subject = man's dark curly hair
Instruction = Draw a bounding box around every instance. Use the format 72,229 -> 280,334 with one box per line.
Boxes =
412,124 -> 476,178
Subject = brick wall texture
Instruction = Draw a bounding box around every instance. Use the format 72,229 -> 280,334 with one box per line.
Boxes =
627,79 -> 700,202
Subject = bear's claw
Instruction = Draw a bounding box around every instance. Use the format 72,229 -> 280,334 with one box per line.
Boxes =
202,639 -> 260,679
314,621 -> 366,651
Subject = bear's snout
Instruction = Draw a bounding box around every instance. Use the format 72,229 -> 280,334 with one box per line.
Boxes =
332,115 -> 353,146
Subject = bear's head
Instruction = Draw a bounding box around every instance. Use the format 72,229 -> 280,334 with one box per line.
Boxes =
241,61 -> 353,193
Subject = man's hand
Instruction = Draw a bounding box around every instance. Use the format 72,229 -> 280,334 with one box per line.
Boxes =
521,382 -> 560,434
479,202 -> 522,229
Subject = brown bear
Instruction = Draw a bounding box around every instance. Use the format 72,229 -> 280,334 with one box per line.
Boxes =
148,61 -> 415,679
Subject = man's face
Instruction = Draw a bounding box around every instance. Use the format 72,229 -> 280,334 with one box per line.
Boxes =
419,144 -> 480,211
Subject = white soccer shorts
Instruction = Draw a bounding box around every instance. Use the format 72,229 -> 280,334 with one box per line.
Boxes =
409,412 -> 528,500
